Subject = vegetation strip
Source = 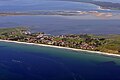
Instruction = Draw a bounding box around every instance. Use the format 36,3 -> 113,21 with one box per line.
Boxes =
0,27 -> 120,55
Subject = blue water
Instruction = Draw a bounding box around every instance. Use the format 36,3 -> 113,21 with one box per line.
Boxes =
0,15 -> 120,35
0,41 -> 120,80
0,0 -> 119,13
0,0 -> 120,35
0,0 -> 98,12
0,0 -> 120,80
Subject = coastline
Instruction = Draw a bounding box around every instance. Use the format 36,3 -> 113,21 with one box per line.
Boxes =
0,39 -> 120,57
98,6 -> 110,11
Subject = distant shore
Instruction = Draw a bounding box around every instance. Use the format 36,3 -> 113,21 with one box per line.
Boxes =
0,11 -> 114,18
98,6 -> 110,11
0,39 -> 120,57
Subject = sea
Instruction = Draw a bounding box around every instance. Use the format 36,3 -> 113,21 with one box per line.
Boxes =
0,41 -> 120,80
0,0 -> 120,80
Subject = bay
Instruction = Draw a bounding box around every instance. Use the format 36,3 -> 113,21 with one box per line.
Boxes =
0,15 -> 120,35
0,0 -> 98,12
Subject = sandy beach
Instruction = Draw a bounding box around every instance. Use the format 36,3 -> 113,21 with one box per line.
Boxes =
0,39 -> 120,57
98,6 -> 110,11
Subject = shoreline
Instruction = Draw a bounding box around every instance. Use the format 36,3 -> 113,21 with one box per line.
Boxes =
98,6 -> 111,11
0,39 -> 120,57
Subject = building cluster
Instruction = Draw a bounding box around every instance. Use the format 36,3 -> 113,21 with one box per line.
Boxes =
1,30 -> 105,51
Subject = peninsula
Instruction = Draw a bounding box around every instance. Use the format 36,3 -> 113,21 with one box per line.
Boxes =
61,0 -> 120,10
0,27 -> 120,56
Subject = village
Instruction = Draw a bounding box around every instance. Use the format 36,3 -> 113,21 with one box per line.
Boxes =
0,27 -> 106,51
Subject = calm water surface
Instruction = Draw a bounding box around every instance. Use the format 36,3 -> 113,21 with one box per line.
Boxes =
0,0 -> 98,12
0,41 -> 120,80
0,0 -> 120,35
0,15 -> 120,35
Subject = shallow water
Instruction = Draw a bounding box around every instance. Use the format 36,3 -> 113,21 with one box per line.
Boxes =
0,0 -> 120,35
0,15 -> 120,35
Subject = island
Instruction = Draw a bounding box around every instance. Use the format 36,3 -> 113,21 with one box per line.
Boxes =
0,27 -> 120,56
